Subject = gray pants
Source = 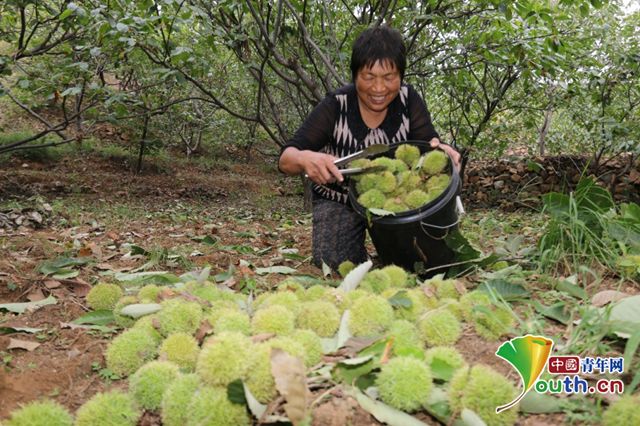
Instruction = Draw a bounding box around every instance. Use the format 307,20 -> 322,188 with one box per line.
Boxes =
312,197 -> 368,270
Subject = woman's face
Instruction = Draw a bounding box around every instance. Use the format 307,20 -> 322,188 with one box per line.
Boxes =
355,60 -> 401,115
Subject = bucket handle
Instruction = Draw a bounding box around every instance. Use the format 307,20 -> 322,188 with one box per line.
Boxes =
420,217 -> 459,240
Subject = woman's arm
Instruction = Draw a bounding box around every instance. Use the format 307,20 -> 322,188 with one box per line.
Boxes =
278,95 -> 344,184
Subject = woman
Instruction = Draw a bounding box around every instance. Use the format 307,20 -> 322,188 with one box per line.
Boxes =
279,25 -> 460,270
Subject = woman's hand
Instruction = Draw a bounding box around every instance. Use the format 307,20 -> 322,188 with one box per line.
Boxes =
429,138 -> 461,171
279,147 -> 343,185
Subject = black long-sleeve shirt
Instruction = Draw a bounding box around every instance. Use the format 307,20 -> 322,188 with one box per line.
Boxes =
281,83 -> 439,204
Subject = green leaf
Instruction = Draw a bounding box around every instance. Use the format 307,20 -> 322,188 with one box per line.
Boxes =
0,326 -> 43,335
348,387 -> 429,426
622,330 -> 640,370
38,257 -> 89,275
214,264 -> 236,283
72,310 -> 115,326
555,277 -> 587,300
52,269 -> 79,279
127,245 -> 149,256
0,296 -> 57,314
114,271 -> 181,284
458,409 -> 487,426
429,358 -> 458,381
387,291 -> 412,308
478,279 -> 529,301
59,8 -> 75,20
227,379 -> 246,404
532,301 -> 571,325
255,266 -> 297,275
119,303 -> 162,318
193,235 -> 218,246
519,392 -> 563,413
609,295 -> 640,337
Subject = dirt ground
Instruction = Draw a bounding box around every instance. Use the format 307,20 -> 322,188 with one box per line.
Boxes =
0,150 -> 632,425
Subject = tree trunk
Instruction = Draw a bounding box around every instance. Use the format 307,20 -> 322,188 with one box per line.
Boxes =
137,114 -> 150,174
538,108 -> 553,156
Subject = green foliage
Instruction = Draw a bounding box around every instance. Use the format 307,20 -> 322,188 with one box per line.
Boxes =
6,400 -> 73,426
75,391 -> 140,426
539,178 -> 640,274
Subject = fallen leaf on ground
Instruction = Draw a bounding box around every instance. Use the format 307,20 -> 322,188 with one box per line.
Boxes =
271,348 -> 309,425
44,280 -> 62,289
27,289 -> 46,302
7,338 -> 40,351
591,290 -> 630,307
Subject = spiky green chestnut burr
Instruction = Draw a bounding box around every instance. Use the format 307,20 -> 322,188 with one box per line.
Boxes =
380,265 -> 409,287
159,332 -> 199,371
602,395 -> 640,426
420,150 -> 448,175
291,329 -> 323,367
359,269 -> 393,294
86,282 -> 123,311
186,386 -> 250,426
349,294 -> 394,336
161,374 -> 200,426
137,284 -> 161,302
105,328 -> 158,377
296,301 -> 340,337
448,365 -> 518,426
74,391 -> 140,426
376,357 -> 433,411
196,332 -> 251,386
129,360 -> 180,410
358,189 -> 386,209
395,144 -> 421,168
417,309 -> 462,346
212,308 -> 251,335
251,304 -> 295,335
338,260 -> 355,277
5,400 -> 73,426
112,295 -> 138,328
157,298 -> 203,337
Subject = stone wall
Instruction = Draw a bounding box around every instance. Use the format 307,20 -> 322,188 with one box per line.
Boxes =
461,155 -> 640,210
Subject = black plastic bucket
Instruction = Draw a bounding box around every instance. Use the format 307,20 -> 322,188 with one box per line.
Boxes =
349,140 -> 461,276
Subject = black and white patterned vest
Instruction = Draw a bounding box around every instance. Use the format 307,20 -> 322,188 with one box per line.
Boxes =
313,85 -> 411,204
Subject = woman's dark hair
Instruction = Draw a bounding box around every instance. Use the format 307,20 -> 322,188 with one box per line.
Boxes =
350,25 -> 406,81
